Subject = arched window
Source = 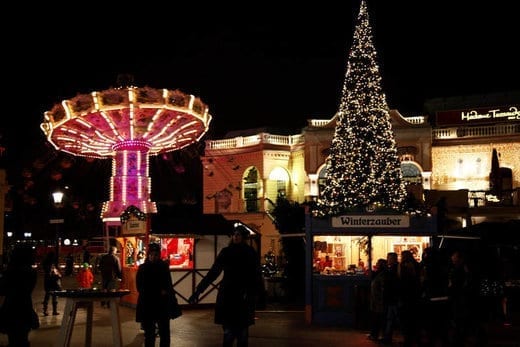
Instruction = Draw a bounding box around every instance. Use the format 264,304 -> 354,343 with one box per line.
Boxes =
400,162 -> 422,184
243,167 -> 259,212
269,167 -> 289,198
317,165 -> 329,197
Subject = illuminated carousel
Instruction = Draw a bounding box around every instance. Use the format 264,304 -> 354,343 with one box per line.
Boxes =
40,85 -> 212,220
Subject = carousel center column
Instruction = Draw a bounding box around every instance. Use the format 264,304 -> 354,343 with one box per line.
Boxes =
102,140 -> 156,307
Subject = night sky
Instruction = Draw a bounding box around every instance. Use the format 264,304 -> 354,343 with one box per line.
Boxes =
2,1 -> 519,209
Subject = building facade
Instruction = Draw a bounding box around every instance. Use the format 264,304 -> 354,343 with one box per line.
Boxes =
202,93 -> 520,259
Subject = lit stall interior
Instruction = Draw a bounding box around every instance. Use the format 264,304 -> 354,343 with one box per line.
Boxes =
149,235 -> 194,269
312,235 -> 430,274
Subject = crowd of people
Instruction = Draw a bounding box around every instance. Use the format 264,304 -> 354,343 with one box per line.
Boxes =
2,232 -> 513,347
0,224 -> 260,347
0,243 -> 127,346
368,247 -> 510,346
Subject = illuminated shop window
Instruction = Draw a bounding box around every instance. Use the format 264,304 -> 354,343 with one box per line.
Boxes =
312,235 -> 430,274
313,235 -> 369,274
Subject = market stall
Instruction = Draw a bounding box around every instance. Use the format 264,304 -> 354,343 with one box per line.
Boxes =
117,235 -> 146,306
114,208 -> 259,307
150,211 -> 260,305
117,206 -> 148,306
116,233 -> 198,307
305,211 -> 436,327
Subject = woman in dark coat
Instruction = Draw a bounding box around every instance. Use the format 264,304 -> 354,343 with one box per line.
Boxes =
0,244 -> 39,347
136,243 -> 175,347
189,226 -> 261,347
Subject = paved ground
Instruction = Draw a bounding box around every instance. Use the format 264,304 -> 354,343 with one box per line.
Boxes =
1,271 -> 519,346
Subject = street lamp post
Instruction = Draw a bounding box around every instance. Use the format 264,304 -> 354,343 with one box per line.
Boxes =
51,190 -> 65,266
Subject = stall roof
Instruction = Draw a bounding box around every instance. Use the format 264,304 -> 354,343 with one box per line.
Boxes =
440,220 -> 520,242
151,212 -> 243,236
436,219 -> 520,250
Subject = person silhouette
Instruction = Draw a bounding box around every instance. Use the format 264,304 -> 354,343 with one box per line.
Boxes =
99,246 -> 122,307
42,263 -> 62,316
136,243 -> 179,347
0,244 -> 40,347
41,251 -> 62,316
189,226 -> 262,347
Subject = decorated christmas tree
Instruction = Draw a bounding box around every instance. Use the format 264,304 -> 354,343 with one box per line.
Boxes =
315,0 -> 406,217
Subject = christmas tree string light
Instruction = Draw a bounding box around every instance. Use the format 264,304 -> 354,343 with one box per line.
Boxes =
315,0 -> 406,217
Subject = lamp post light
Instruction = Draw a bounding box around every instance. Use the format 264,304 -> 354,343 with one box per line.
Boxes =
51,190 -> 65,267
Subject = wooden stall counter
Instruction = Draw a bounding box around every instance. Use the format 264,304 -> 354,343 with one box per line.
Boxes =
53,289 -> 130,347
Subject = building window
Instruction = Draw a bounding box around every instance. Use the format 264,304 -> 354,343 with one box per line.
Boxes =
401,162 -> 422,184
318,165 -> 328,197
244,167 -> 259,212
268,167 -> 289,202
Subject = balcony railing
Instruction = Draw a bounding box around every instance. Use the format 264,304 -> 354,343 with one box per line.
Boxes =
467,188 -> 520,208
207,124 -> 518,149
206,133 -> 305,150
433,123 -> 520,140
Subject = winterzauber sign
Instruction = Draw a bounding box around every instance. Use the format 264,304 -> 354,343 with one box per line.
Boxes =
332,215 -> 410,228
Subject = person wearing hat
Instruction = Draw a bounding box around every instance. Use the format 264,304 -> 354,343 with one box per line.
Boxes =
136,242 -> 180,347
76,263 -> 94,289
189,225 -> 262,347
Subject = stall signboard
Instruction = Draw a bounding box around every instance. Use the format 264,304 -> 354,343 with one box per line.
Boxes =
122,219 -> 146,235
331,215 -> 410,228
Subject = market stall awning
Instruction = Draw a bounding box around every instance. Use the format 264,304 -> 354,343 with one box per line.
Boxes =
436,219 -> 520,250
150,212 -> 241,236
